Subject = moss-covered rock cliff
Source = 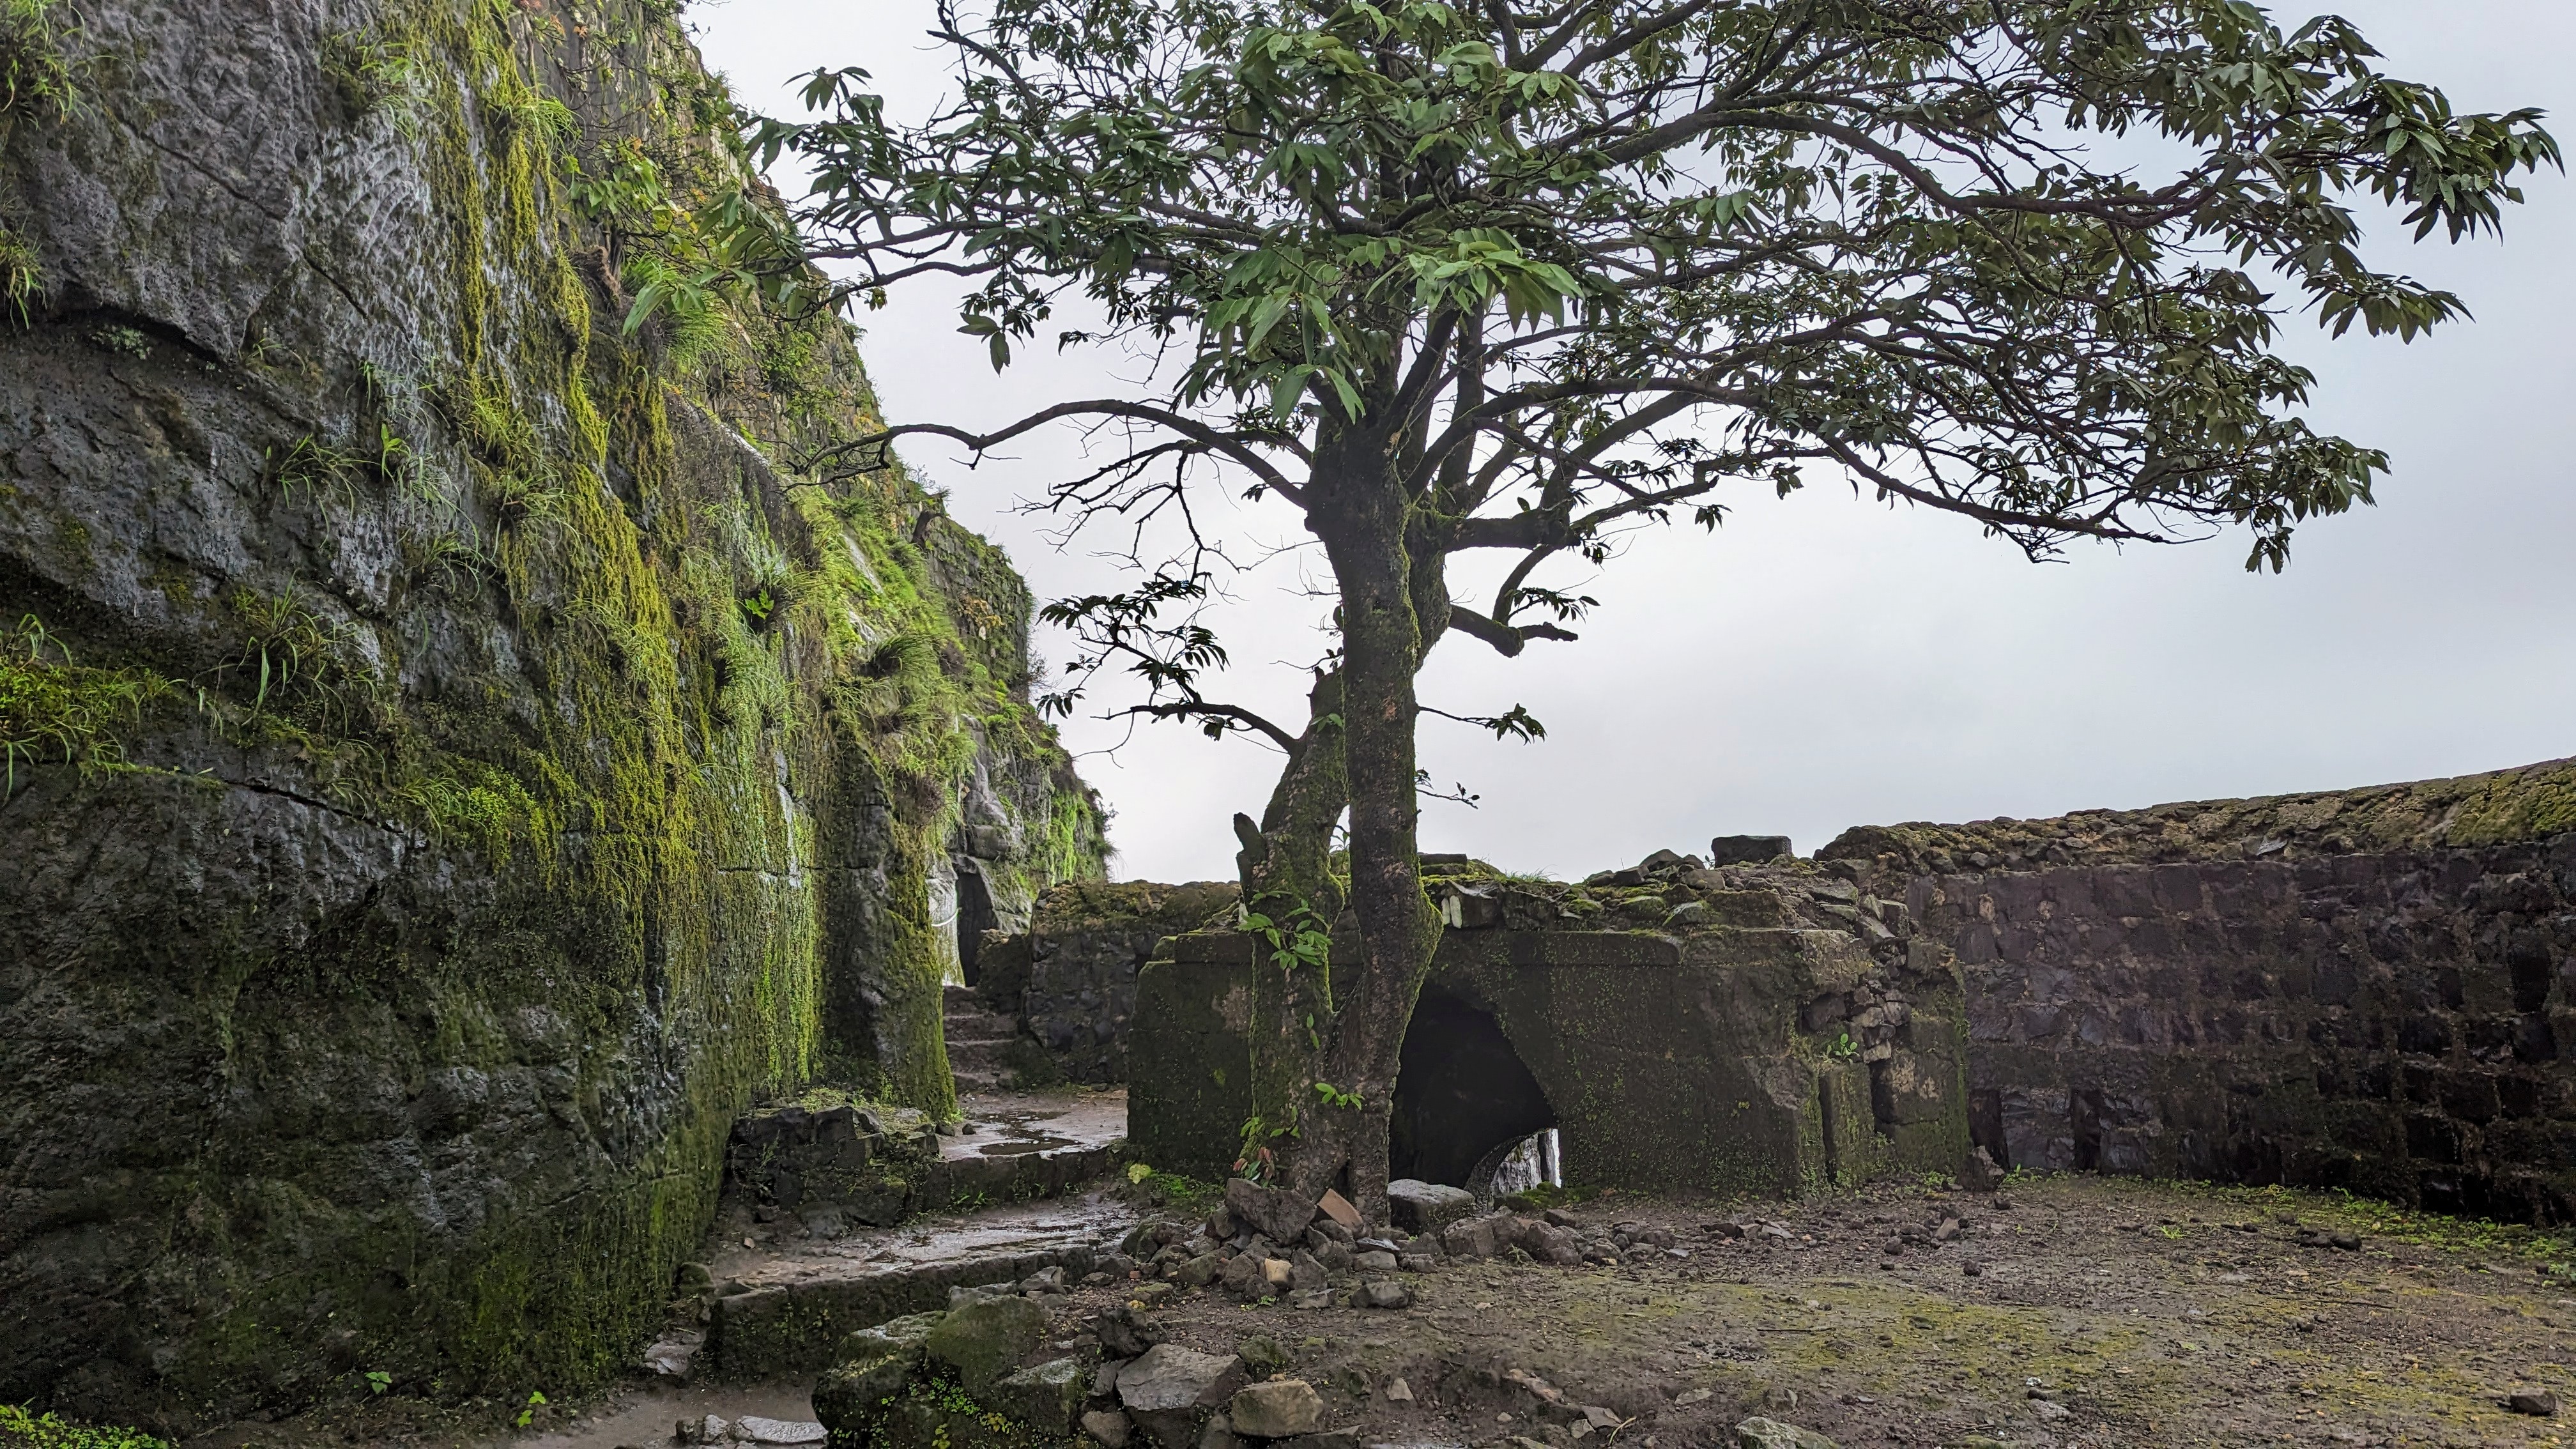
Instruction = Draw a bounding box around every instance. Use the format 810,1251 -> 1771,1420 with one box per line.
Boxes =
0,0 -> 1102,1425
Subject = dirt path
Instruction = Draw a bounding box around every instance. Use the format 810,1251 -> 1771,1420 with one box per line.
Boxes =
179,1172 -> 2572,1449
1118,1174 -> 2573,1449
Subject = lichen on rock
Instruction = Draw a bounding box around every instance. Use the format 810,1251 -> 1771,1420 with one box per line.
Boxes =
0,0 -> 1101,1427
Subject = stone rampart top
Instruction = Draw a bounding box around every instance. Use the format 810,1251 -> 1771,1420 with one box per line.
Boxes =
1817,755 -> 2576,877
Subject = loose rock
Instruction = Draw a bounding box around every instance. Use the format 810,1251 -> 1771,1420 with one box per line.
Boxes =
2508,1390 -> 2561,1417
1736,1417 -> 1839,1449
1119,1344 -> 1248,1449
1227,1179 -> 1322,1243
1387,1179 -> 1478,1234
1354,1279 -> 1412,1309
1229,1380 -> 1327,1438
1098,1305 -> 1167,1360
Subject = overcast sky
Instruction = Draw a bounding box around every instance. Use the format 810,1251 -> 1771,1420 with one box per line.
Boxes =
687,2 -> 2576,884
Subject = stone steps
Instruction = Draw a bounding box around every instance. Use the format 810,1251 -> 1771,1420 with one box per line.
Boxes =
944,985 -> 1029,1092
704,1194 -> 1139,1377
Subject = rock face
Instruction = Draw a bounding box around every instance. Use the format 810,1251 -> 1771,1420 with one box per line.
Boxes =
0,0 -> 1101,1424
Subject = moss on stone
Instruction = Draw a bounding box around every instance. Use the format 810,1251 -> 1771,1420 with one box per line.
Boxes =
0,0 -> 1103,1423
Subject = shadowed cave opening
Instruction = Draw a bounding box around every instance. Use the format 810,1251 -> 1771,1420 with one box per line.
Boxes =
956,864 -> 999,986
1390,986 -> 1557,1190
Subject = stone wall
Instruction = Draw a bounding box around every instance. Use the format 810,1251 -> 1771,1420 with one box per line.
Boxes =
977,881 -> 1238,1083
1129,859 -> 1974,1195
1823,757 -> 2576,1222
0,0 -> 1100,1423
1117,759 -> 2576,1225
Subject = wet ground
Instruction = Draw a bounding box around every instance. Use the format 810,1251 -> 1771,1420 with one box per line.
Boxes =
173,1166 -> 2576,1449
698,1085 -> 1133,1302
944,1087 -> 1130,1162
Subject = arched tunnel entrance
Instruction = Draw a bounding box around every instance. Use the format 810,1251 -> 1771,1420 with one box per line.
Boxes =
1390,986 -> 1558,1192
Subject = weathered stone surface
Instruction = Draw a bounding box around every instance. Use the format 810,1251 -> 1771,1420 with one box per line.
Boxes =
839,1311 -> 946,1364
1735,1418 -> 1840,1449
1837,768 -> 2576,1222
991,1357 -> 1089,1434
1387,1179 -> 1478,1234
1354,1280 -> 1412,1309
1228,1381 -> 1325,1439
1226,1179 -> 1321,1243
733,1417 -> 828,1446
1119,1344 -> 1246,1448
1096,1304 -> 1165,1360
1711,836 -> 1797,866
1135,884 -> 1968,1200
814,1352 -> 924,1429
1443,1214 -> 1513,1259
995,881 -> 1241,1082
1084,1409 -> 1137,1446
925,1294 -> 1050,1391
0,0 -> 1105,1425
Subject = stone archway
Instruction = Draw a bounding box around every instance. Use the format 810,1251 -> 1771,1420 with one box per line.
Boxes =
1390,986 -> 1556,1189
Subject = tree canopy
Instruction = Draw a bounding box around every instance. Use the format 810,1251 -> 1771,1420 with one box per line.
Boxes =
742,0 -> 2556,1205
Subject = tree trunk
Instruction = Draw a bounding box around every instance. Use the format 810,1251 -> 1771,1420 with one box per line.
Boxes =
1236,422 -> 1441,1223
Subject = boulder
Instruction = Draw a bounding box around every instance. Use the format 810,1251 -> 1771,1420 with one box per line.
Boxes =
838,1311 -> 946,1365
1096,1304 -> 1167,1360
1229,1381 -> 1326,1439
1441,1213 -> 1512,1259
1119,1344 -> 1247,1449
925,1294 -> 1051,1391
1736,1418 -> 1839,1449
1386,1180 -> 1477,1235
1511,1218 -> 1585,1266
992,1357 -> 1090,1433
1709,835 -> 1795,866
1084,1409 -> 1136,1447
1226,1179 -> 1321,1243
813,1351 -> 923,1432
1197,1411 -> 1245,1449
1220,1253 -> 1271,1300
1354,1280 -> 1411,1309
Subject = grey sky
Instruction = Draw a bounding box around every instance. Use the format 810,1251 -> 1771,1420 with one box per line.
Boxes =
687,1 -> 2576,884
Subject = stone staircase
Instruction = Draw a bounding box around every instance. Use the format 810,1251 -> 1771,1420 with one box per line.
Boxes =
944,984 -> 1028,1092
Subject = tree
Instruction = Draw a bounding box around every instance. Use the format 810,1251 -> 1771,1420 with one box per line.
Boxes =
740,0 -> 2555,1213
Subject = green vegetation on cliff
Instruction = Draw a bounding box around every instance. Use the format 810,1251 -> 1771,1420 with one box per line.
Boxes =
0,0 -> 1103,1426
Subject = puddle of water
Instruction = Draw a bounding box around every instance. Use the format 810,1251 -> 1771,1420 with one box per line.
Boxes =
976,1136 -> 1076,1156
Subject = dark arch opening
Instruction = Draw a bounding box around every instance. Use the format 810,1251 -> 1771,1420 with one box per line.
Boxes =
1390,986 -> 1555,1188
955,864 -> 999,987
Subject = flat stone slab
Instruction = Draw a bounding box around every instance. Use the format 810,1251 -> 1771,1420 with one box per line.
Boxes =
734,1417 -> 828,1445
